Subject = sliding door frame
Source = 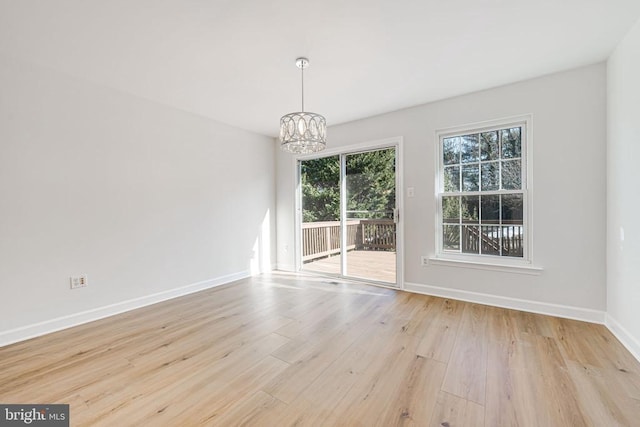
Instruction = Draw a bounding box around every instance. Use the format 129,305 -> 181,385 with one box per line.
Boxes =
293,136 -> 404,289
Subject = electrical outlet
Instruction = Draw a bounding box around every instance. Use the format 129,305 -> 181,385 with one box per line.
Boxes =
70,274 -> 88,289
420,256 -> 429,266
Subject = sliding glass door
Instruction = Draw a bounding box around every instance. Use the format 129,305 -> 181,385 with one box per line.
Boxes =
300,147 -> 398,286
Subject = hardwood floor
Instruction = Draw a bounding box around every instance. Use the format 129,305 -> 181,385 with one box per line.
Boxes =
1,272 -> 639,426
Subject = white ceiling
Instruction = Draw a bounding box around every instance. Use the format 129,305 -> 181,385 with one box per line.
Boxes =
1,0 -> 639,137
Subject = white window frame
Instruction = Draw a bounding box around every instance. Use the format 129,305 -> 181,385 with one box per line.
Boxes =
432,115 -> 539,273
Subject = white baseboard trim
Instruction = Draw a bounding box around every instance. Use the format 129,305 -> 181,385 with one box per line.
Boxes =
0,270 -> 250,348
605,314 -> 640,363
404,282 -> 606,324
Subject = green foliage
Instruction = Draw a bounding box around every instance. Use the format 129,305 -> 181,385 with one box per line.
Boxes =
301,149 -> 396,222
301,156 -> 340,222
346,150 -> 396,219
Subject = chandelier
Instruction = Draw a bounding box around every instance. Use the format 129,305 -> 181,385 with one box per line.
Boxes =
279,57 -> 327,154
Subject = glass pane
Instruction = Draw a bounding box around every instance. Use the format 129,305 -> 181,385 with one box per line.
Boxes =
481,162 -> 499,191
301,155 -> 341,275
461,196 -> 479,224
442,196 -> 460,223
345,148 -> 397,283
480,226 -> 500,255
462,164 -> 479,191
460,134 -> 479,163
346,149 -> 396,219
501,127 -> 521,159
480,131 -> 499,161
461,225 -> 479,254
501,159 -> 521,190
481,195 -> 500,224
443,137 -> 460,165
443,225 -> 460,251
502,225 -> 523,257
444,166 -> 460,192
301,156 -> 340,221
502,194 -> 523,224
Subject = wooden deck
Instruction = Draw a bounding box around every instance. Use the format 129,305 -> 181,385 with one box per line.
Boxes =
1,272 -> 640,426
302,249 -> 396,284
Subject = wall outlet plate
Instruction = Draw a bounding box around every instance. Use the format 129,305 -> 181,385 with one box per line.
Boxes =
421,256 -> 429,266
70,275 -> 88,289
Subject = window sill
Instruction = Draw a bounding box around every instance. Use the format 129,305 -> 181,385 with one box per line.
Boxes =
428,256 -> 543,275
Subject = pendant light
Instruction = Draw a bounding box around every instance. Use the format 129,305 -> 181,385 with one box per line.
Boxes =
279,57 -> 327,154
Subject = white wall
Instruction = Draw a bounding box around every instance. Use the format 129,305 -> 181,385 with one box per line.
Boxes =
0,55 -> 276,344
277,64 -> 607,320
607,18 -> 640,360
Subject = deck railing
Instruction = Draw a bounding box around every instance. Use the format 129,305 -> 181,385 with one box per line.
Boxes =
357,219 -> 396,250
461,225 -> 523,256
302,219 -> 396,262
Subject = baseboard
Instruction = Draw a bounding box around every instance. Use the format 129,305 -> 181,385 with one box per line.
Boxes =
0,270 -> 251,348
404,282 -> 606,324
605,314 -> 640,363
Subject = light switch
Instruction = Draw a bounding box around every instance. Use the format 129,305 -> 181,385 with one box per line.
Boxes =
407,187 -> 415,198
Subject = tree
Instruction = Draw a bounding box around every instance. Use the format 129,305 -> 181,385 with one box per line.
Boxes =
301,156 -> 340,222
301,149 -> 396,222
346,150 -> 396,219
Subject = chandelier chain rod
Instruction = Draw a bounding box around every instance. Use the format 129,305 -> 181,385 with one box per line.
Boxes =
301,65 -> 305,112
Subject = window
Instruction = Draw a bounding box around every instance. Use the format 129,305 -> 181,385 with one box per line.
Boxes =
436,117 -> 530,264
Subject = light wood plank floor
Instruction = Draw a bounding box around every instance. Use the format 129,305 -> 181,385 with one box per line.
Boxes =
1,272 -> 640,426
